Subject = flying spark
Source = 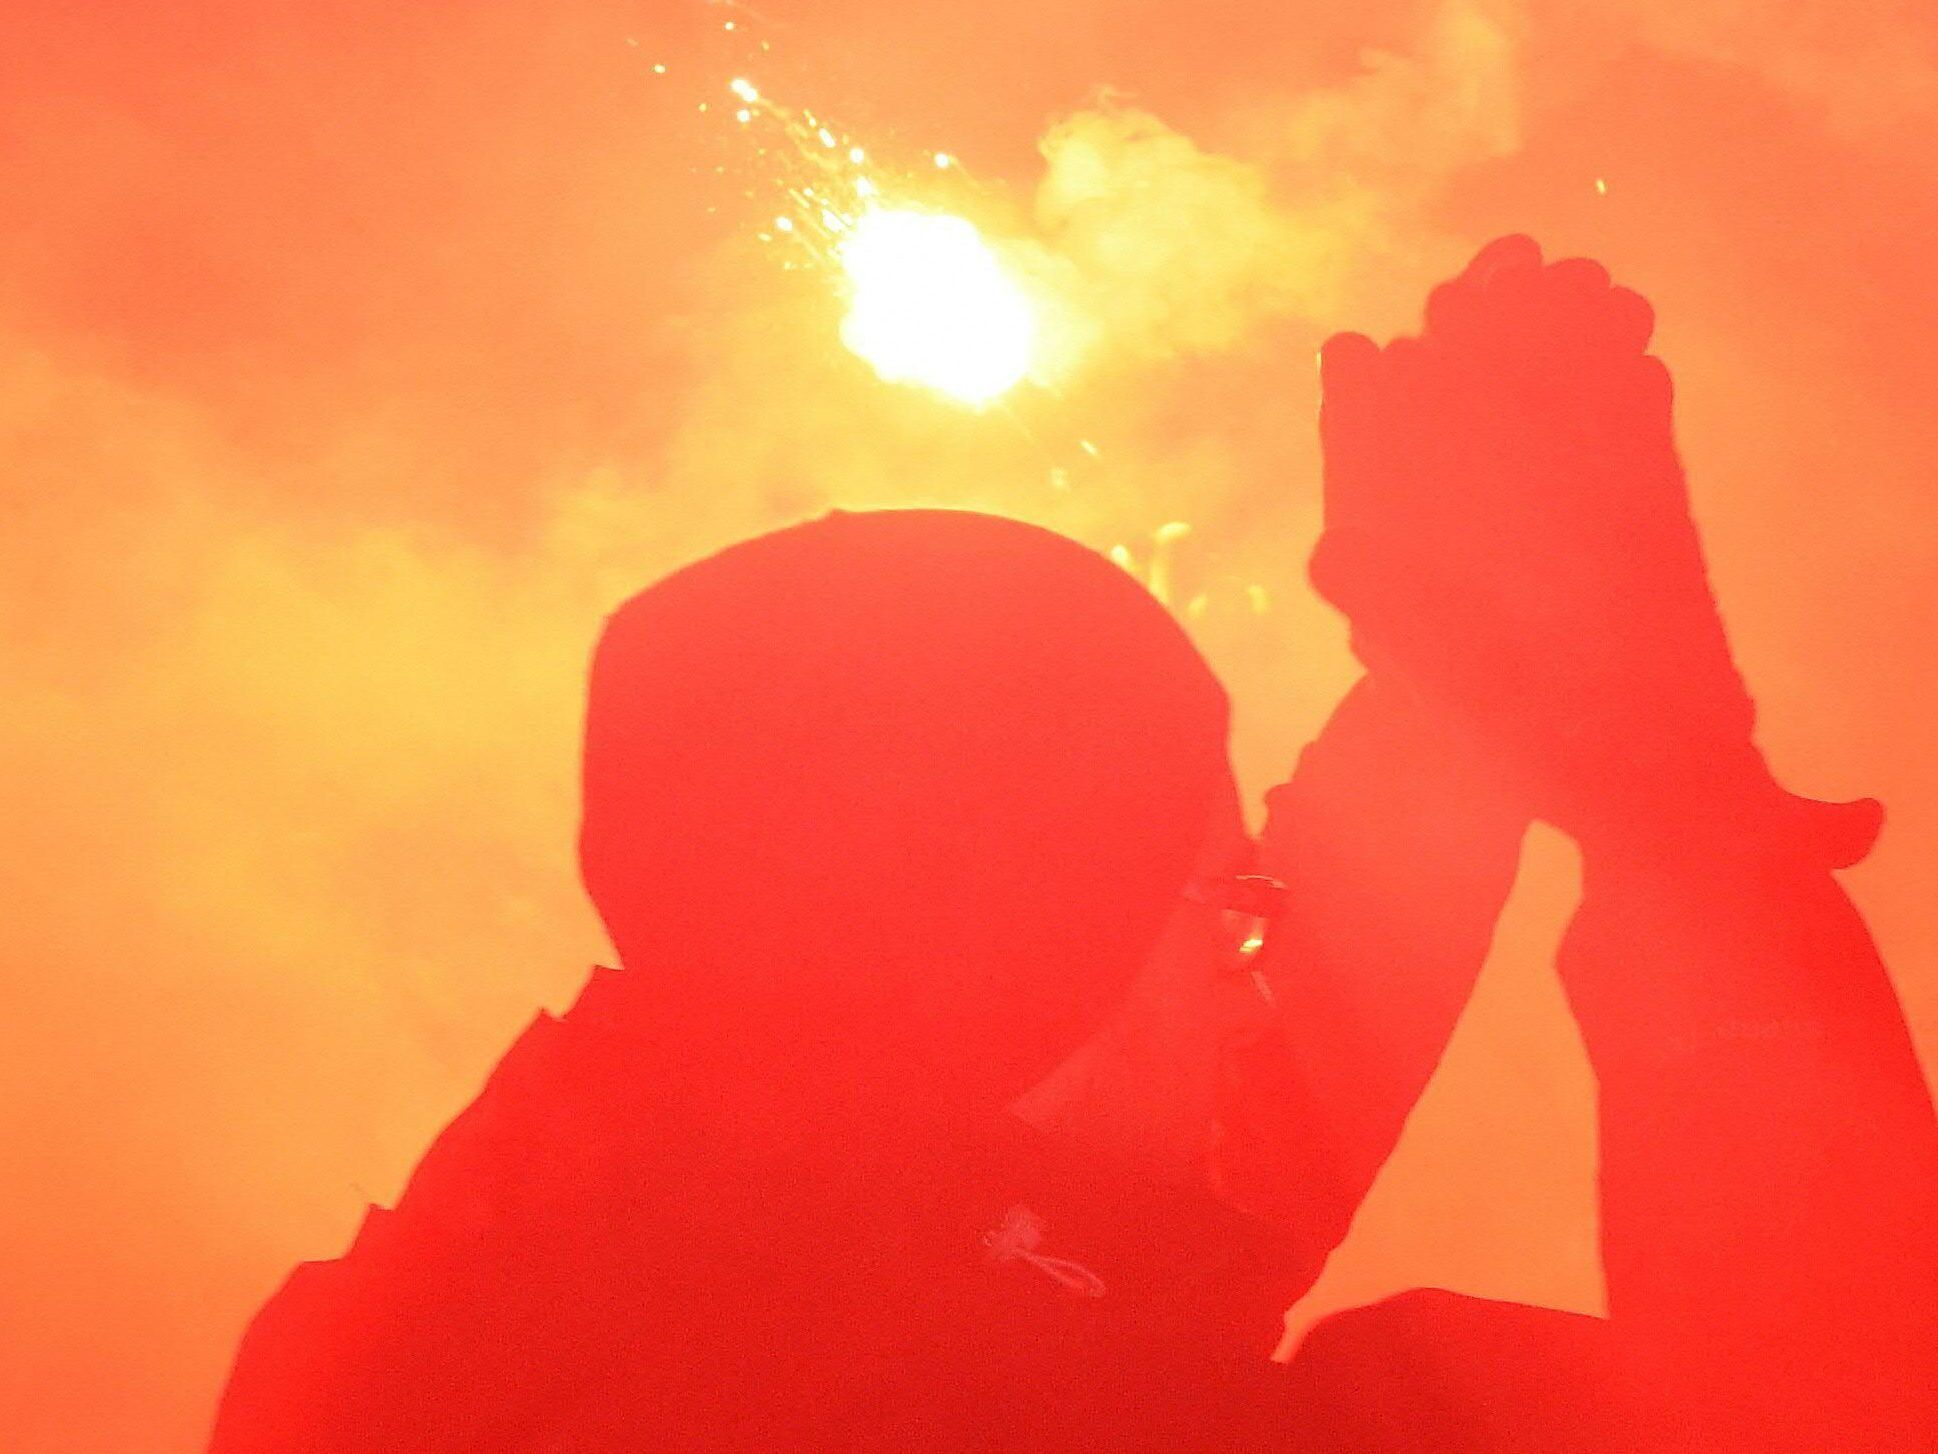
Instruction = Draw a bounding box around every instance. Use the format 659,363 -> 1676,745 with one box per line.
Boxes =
682,23 -> 1034,410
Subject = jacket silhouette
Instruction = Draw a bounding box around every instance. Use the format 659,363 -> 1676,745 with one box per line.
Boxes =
212,242 -> 1938,1450
210,510 -> 1412,1451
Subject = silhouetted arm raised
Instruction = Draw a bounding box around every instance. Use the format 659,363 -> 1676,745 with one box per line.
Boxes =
1302,235 -> 1938,1444
1212,683 -> 1525,1261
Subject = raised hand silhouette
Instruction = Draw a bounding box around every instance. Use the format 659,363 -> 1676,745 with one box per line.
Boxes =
1272,239 -> 1938,1453
205,250 -> 1937,1454
1311,236 -> 1878,859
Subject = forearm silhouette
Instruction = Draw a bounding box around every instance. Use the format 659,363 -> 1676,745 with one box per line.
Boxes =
1216,676 -> 1526,1277
1261,238 -> 1938,1450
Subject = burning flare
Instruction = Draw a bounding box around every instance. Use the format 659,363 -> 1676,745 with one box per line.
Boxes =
837,209 -> 1035,407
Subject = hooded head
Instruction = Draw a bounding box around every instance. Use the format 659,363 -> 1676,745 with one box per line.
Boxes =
580,509 -> 1232,1122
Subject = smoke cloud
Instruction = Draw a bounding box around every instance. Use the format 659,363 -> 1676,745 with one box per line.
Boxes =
3,2 -> 1935,1448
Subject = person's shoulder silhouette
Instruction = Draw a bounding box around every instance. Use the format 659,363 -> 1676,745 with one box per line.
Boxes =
210,509 -> 1290,1453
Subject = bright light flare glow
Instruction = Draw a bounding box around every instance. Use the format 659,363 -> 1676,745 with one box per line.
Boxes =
837,210 -> 1035,407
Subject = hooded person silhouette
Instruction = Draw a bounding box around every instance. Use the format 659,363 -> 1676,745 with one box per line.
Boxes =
208,509 -> 1316,1453
210,244 -> 1938,1454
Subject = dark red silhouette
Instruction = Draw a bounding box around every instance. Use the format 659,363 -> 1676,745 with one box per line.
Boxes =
211,510 -> 1308,1451
208,243 -> 1938,1451
1244,237 -> 1938,1450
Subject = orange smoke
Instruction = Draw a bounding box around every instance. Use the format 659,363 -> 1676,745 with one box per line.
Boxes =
2,2 -> 1935,1449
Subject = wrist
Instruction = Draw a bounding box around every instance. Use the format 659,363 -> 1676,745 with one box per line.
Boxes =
1264,674 -> 1530,860
1555,738 -> 1882,870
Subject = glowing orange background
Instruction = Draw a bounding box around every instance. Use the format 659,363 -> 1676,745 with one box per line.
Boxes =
3,3 -> 1934,1448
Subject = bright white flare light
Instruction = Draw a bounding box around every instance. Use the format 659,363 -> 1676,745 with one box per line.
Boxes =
837,209 -> 1035,407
